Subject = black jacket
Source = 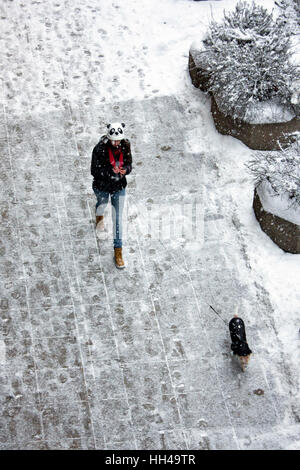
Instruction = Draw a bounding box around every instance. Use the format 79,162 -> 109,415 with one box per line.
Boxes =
229,317 -> 252,357
91,136 -> 132,193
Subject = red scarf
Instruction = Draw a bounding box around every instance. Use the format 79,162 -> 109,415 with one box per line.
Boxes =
108,145 -> 124,168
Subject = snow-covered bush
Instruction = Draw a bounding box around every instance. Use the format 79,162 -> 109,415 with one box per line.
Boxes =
246,136 -> 300,209
275,0 -> 300,31
202,1 -> 298,119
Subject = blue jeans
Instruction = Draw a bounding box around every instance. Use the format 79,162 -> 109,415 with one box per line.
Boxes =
93,186 -> 125,248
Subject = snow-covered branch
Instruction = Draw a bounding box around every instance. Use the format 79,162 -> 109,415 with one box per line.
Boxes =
246,136 -> 300,208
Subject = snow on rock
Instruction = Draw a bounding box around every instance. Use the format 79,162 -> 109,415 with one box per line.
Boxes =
257,180 -> 300,226
244,100 -> 296,124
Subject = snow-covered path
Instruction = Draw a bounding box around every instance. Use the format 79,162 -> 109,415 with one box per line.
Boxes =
1,0 -> 299,450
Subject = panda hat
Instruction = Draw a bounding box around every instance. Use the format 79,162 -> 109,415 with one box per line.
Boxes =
107,122 -> 125,141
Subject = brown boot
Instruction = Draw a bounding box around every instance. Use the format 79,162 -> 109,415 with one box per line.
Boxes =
96,215 -> 104,231
114,247 -> 125,269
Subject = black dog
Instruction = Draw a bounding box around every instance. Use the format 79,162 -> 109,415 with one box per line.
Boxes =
229,316 -> 252,371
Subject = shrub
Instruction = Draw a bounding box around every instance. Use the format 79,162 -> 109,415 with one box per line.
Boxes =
275,0 -> 300,31
246,136 -> 300,208
202,1 -> 298,119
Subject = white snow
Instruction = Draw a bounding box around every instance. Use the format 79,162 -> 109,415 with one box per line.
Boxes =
10,0 -> 277,111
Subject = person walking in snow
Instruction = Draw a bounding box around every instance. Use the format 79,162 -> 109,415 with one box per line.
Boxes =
91,122 -> 132,269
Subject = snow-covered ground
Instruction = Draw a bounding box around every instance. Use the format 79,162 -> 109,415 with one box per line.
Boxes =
0,0 -> 299,450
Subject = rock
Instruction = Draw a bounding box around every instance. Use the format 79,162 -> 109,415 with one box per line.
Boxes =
188,48 -> 210,93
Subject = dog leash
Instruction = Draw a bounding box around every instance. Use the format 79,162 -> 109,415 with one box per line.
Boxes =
208,304 -> 228,326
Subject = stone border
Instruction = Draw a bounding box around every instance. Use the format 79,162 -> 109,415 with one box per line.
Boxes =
253,188 -> 300,254
188,49 -> 210,93
211,97 -> 300,151
189,48 -> 300,151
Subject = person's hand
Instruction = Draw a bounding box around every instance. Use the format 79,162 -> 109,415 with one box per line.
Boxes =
119,167 -> 126,175
113,166 -> 120,174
